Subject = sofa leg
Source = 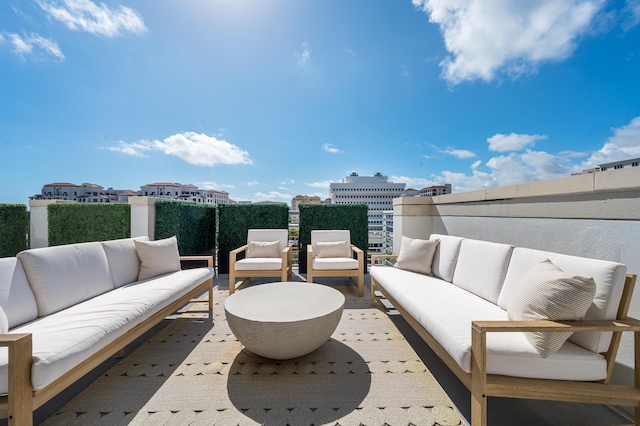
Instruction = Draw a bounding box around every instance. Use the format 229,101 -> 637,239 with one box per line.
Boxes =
471,324 -> 488,426
8,334 -> 33,426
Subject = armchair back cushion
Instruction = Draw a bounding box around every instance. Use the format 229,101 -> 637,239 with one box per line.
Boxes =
17,242 -> 114,317
102,236 -> 149,288
429,234 -> 464,282
247,229 -> 288,252
499,247 -> 627,353
0,257 -> 38,328
311,230 -> 352,258
452,238 -> 514,304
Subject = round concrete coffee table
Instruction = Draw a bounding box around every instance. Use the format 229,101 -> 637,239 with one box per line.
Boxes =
224,282 -> 345,360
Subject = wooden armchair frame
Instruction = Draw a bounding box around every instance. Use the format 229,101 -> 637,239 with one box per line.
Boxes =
371,254 -> 640,426
229,245 -> 293,294
307,243 -> 364,297
0,255 -> 214,426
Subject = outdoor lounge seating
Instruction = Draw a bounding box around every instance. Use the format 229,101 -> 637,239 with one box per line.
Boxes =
228,229 -> 292,294
307,230 -> 365,297
370,233 -> 640,426
0,236 -> 214,425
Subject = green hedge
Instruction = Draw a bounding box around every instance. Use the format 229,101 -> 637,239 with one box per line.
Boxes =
217,204 -> 289,273
0,204 -> 28,257
48,204 -> 131,246
155,200 -> 216,255
298,204 -> 368,274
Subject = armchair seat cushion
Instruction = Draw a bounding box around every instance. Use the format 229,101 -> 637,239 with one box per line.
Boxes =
235,258 -> 284,271
313,258 -> 359,270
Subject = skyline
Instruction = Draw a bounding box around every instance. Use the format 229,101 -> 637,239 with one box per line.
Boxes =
1,0 -> 639,205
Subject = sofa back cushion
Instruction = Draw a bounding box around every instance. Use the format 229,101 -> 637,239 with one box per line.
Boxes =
498,247 -> 627,353
0,257 -> 39,328
17,242 -> 115,316
430,234 -> 464,282
102,236 -> 149,288
452,238 -> 514,304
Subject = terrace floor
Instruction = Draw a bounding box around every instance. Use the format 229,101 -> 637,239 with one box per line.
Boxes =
27,271 -> 633,426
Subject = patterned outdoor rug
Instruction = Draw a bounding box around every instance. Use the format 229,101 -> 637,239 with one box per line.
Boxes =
42,285 -> 462,426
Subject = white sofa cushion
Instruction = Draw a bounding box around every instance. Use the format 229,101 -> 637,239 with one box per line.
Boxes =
0,267 -> 214,393
0,257 -> 38,328
235,258 -> 283,271
135,236 -> 181,281
507,259 -> 597,358
17,242 -> 114,317
246,241 -> 281,258
315,241 -> 350,258
370,265 -> 607,381
498,247 -> 627,353
102,236 -> 149,288
313,258 -> 359,270
394,236 -> 439,275
430,234 -> 464,282
452,239 -> 513,304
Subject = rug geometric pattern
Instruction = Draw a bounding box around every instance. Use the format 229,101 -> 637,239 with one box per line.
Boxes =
41,285 -> 462,426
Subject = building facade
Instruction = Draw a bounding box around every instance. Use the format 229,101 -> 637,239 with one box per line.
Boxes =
599,158 -> 640,171
138,182 -> 230,204
31,182 -> 135,203
419,184 -> 452,197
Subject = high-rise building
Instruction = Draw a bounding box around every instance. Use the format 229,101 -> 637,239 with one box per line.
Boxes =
330,172 -> 406,233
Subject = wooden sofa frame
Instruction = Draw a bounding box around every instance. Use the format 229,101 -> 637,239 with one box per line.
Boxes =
229,245 -> 293,294
371,254 -> 640,426
307,244 -> 365,297
0,255 -> 214,426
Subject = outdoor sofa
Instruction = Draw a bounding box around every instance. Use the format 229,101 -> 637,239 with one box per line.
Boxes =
370,233 -> 640,426
0,236 -> 214,425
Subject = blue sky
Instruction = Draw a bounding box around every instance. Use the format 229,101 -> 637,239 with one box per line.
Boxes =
1,0 -> 639,205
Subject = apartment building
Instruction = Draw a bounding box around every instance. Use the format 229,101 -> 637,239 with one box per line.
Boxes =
419,184 -> 452,197
139,182 -> 230,204
30,182 -> 134,203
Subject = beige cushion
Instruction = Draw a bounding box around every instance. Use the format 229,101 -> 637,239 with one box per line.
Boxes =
135,236 -> 181,281
507,259 -> 597,358
246,241 -> 281,258
394,236 -> 440,275
314,241 -> 350,258
0,306 -> 7,333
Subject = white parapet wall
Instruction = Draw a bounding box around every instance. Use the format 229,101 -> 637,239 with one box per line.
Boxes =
129,196 -> 156,240
28,199 -> 77,249
392,166 -> 640,396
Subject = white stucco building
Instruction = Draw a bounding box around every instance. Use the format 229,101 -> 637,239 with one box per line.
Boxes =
139,182 -> 230,204
31,182 -> 136,203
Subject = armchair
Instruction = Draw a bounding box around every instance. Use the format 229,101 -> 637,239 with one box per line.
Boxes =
307,230 -> 364,297
229,229 -> 292,294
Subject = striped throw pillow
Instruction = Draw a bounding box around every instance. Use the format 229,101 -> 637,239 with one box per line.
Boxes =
507,259 -> 596,358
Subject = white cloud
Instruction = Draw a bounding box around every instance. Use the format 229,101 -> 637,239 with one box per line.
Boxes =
444,147 -> 476,159
400,65 -> 411,79
344,46 -> 356,57
622,0 -> 640,30
4,32 -> 65,60
297,42 -> 312,68
583,116 -> 640,166
280,179 -> 296,185
37,0 -> 147,37
0,34 -> 4,44
108,132 -> 252,166
246,181 -> 260,186
323,143 -> 342,154
254,191 -> 292,202
278,186 -> 289,191
199,181 -> 234,190
390,175 -> 437,188
306,180 -> 332,189
413,0 -> 603,84
470,160 -> 482,169
487,133 -> 548,152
